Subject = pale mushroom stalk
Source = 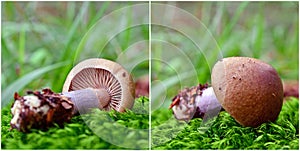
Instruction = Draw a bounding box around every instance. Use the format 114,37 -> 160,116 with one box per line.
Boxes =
62,88 -> 111,114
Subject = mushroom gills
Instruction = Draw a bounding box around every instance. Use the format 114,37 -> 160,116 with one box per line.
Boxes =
63,58 -> 136,112
62,88 -> 111,114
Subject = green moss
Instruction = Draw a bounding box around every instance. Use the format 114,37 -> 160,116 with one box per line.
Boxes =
2,97 -> 299,149
152,98 -> 299,149
1,97 -> 149,149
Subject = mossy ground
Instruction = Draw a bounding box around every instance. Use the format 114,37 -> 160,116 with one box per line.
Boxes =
152,97 -> 299,149
1,97 -> 150,149
1,97 -> 298,149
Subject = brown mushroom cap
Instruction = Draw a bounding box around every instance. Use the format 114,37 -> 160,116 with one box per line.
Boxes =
63,58 -> 135,112
211,57 -> 283,127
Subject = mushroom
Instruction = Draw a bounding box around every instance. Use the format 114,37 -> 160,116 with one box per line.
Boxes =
170,57 -> 284,127
62,58 -> 135,114
10,58 -> 135,132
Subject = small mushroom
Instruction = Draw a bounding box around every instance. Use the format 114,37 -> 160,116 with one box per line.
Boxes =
62,58 -> 135,113
10,58 -> 135,132
170,57 -> 284,127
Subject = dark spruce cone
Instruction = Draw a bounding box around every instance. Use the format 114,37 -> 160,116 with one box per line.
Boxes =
11,88 -> 74,132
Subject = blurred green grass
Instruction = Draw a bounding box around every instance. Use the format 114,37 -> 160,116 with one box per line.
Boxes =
1,1 -> 299,150
2,2 -> 298,107
1,1 -> 149,106
151,1 -> 298,109
2,2 -> 149,149
150,2 -> 299,150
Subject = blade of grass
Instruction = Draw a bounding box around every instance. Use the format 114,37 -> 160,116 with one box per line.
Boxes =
52,2 -> 90,91
251,4 -> 264,58
1,38 -> 11,59
66,2 -> 76,27
221,1 -> 249,42
18,25 -> 26,75
120,7 -> 132,50
88,2 -> 110,28
2,2 -> 15,19
1,61 -> 69,107
60,1 -> 90,61
201,2 -> 213,25
210,2 -> 225,34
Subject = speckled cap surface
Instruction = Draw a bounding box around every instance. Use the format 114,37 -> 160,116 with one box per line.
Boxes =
211,57 -> 283,127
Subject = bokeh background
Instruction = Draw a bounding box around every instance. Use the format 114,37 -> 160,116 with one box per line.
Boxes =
2,1 -> 149,107
1,1 -> 299,150
2,1 -> 150,149
151,1 -> 298,109
150,1 -> 298,149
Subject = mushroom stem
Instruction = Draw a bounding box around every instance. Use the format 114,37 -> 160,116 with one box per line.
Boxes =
62,88 -> 111,114
194,87 -> 222,118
